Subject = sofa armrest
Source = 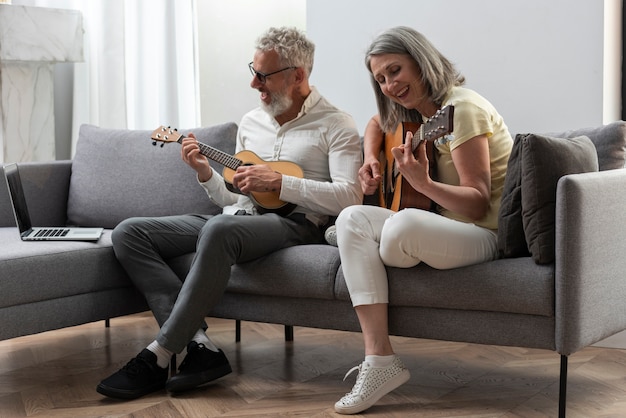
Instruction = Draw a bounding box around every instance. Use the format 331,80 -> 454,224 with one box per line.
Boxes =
16,160 -> 73,227
555,168 -> 626,355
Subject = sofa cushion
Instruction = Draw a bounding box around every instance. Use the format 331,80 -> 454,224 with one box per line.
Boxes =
67,123 -> 238,228
496,134 -> 528,259
521,134 -> 598,264
547,120 -> 626,171
498,122 -> 625,261
167,244 -> 342,300
335,257 -> 555,317
0,229 -> 132,309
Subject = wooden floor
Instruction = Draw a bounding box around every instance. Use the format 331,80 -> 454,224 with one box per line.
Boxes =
1,313 -> 626,417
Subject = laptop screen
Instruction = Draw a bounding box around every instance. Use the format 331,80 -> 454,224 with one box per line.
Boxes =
3,163 -> 34,234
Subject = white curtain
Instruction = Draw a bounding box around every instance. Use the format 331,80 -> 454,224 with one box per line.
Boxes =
123,1 -> 200,130
71,0 -> 200,154
12,0 -> 200,155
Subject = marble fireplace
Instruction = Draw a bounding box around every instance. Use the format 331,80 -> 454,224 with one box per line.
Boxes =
0,4 -> 83,163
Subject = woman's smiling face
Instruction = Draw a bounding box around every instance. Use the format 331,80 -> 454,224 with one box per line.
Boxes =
369,53 -> 429,112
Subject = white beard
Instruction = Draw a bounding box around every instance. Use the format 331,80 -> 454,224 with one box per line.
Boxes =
261,87 -> 293,117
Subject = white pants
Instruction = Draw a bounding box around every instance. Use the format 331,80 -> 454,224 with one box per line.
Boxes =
335,205 -> 498,307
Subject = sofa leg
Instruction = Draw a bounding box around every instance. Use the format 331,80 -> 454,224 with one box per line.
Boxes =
235,319 -> 241,343
559,354 -> 568,418
285,325 -> 293,341
170,354 -> 177,376
105,318 -> 110,328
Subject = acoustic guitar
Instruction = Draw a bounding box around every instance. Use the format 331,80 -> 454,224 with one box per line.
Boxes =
150,126 -> 303,217
379,105 -> 454,211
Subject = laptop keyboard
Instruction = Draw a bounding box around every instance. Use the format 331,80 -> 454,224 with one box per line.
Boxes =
34,228 -> 70,237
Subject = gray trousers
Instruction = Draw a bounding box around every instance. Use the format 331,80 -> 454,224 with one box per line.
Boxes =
111,212 -> 323,354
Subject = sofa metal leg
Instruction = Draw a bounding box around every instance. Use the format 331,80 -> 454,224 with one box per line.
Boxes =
235,319 -> 241,343
285,325 -> 293,341
170,354 -> 177,376
559,354 -> 568,418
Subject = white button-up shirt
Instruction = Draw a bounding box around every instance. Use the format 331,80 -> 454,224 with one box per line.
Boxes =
200,87 -> 363,226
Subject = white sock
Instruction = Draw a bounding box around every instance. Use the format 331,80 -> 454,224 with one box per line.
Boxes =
365,354 -> 395,368
147,340 -> 173,368
192,329 -> 219,352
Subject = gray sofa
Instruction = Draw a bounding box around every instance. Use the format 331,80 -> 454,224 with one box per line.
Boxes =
1,121 -> 626,417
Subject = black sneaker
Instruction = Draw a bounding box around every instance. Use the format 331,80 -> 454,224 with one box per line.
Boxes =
97,349 -> 168,400
166,342 -> 232,393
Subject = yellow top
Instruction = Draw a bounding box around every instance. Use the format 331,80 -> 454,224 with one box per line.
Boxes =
434,86 -> 513,230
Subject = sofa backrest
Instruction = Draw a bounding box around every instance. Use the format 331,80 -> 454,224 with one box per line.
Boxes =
0,161 -> 73,228
67,122 -> 238,228
0,165 -> 15,227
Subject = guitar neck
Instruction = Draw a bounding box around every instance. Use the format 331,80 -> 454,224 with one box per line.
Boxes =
178,136 -> 242,171
410,106 -> 455,151
411,126 -> 426,152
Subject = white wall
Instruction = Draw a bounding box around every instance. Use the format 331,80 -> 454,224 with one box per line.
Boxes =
196,0 -> 306,126
12,0 -> 622,156
306,0 -> 621,136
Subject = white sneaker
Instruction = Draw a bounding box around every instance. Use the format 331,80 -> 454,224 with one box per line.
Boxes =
325,225 -> 337,246
334,356 -> 410,414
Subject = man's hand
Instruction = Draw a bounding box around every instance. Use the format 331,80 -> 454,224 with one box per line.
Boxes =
232,164 -> 282,195
181,134 -> 213,182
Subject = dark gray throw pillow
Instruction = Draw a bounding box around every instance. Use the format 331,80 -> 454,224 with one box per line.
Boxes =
498,121 -> 626,262
497,134 -> 529,259
520,133 -> 598,264
67,123 -> 238,229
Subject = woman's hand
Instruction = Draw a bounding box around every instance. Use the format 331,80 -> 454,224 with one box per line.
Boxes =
391,131 -> 491,221
359,115 -> 386,195
390,130 -> 430,192
359,157 -> 382,195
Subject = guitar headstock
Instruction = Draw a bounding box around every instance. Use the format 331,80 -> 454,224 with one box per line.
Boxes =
150,126 -> 184,146
422,105 -> 454,143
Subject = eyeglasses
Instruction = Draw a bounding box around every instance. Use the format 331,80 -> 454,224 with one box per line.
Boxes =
248,62 -> 296,84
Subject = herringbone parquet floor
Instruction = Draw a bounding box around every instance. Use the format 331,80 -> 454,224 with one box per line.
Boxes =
1,312 -> 626,417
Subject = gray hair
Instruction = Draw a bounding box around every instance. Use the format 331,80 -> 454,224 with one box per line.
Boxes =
365,26 -> 465,132
256,27 -> 315,78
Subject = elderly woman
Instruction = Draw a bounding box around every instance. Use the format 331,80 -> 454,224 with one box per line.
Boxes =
334,26 -> 513,414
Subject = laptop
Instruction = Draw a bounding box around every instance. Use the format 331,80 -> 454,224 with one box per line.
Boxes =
3,163 -> 103,241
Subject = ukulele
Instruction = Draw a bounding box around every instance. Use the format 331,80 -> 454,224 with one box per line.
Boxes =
379,105 -> 454,211
150,126 -> 303,217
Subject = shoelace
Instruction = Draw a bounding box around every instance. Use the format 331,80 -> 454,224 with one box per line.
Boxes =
341,363 -> 367,397
179,343 -> 205,371
342,364 -> 362,382
121,356 -> 150,377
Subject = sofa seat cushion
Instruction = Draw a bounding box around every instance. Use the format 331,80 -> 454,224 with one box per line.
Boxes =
336,257 -> 555,317
167,244 -> 342,301
0,229 -> 135,309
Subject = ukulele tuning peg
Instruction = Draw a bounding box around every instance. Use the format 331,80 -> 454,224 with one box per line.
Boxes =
160,143 -> 165,148
152,141 -> 157,146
